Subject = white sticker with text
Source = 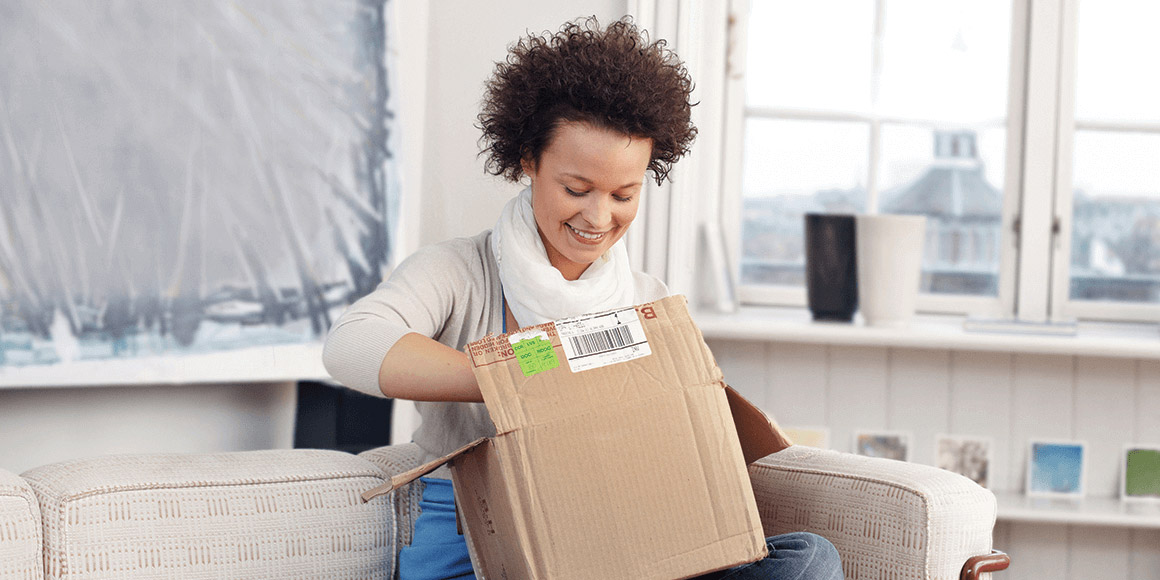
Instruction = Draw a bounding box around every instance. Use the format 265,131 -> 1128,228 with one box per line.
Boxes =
555,306 -> 651,372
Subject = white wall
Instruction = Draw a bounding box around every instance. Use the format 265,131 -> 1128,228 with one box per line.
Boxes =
417,0 -> 629,246
0,382 -> 296,474
709,339 -> 1160,580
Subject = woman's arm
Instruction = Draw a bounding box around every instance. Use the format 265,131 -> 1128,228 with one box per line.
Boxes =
322,239 -> 484,401
377,333 -> 482,402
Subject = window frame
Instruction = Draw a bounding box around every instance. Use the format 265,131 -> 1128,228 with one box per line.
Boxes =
711,0 -> 1160,324
720,0 -> 1025,319
1048,0 -> 1160,322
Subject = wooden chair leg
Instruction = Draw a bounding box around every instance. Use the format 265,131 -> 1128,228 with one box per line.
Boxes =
961,550 -> 1010,580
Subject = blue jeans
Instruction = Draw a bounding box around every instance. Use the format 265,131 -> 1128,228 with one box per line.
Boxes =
398,478 -> 475,580
399,477 -> 843,580
692,532 -> 843,580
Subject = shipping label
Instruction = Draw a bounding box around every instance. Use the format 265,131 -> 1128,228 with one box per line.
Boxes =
555,306 -> 651,372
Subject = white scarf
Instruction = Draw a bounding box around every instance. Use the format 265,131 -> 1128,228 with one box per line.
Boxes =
491,187 -> 635,327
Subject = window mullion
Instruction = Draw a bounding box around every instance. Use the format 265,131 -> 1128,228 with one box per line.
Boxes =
1050,0 -> 1079,321
996,0 -> 1032,319
868,120 -> 881,213
718,0 -> 751,303
867,0 -> 885,213
1015,0 -> 1066,323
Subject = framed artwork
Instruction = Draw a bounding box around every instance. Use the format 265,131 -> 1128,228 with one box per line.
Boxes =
784,426 -> 830,449
1121,445 -> 1160,502
0,0 -> 398,386
853,430 -> 911,462
1026,440 -> 1086,498
935,434 -> 992,488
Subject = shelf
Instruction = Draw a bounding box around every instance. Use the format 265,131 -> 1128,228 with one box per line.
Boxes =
693,307 -> 1160,360
0,343 -> 330,389
994,491 -> 1160,529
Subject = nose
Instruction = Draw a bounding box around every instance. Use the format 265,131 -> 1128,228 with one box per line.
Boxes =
581,194 -> 612,230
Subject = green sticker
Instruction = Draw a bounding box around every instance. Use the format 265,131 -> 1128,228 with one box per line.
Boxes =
511,336 -> 559,377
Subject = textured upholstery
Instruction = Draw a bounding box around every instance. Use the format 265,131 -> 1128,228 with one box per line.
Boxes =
1,442 -> 998,580
358,443 -> 426,549
0,468 -> 42,580
20,450 -> 394,580
750,445 -> 997,580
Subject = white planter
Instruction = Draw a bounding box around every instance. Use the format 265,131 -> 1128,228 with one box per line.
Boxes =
855,214 -> 927,328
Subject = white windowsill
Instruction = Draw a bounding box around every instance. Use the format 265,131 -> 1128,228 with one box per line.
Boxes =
0,343 -> 331,390
994,491 -> 1160,529
692,306 -> 1160,360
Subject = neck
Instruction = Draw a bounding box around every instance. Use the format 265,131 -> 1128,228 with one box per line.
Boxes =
554,261 -> 588,281
538,229 -> 589,281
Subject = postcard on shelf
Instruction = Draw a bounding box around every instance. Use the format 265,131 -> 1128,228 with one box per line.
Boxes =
853,430 -> 911,462
1121,445 -> 1160,502
1026,440 -> 1086,499
936,434 -> 992,488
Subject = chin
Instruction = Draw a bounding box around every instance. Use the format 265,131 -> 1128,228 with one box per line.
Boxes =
570,241 -> 612,260
562,252 -> 600,269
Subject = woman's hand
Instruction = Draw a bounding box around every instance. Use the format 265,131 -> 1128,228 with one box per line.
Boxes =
377,333 -> 484,402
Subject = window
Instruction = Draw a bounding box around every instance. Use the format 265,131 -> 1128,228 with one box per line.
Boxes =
724,0 -> 1160,322
734,0 -> 1013,314
1052,0 -> 1160,320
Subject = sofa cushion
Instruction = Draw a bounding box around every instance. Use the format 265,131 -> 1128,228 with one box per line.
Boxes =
1,468 -> 43,580
21,449 -> 393,580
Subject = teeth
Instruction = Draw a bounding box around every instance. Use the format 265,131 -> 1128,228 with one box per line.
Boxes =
568,224 -> 604,240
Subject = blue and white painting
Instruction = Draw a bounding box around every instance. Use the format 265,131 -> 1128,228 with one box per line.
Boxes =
1028,441 -> 1085,496
0,0 -> 397,384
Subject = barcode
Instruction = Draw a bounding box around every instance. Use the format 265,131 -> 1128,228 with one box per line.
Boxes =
567,325 -> 636,357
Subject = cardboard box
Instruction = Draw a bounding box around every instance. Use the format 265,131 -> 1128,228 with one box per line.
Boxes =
363,295 -> 791,579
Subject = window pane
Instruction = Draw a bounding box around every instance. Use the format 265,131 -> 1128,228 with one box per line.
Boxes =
740,119 -> 869,286
878,0 -> 1013,123
1076,0 -> 1160,123
879,125 -> 1006,296
1069,131 -> 1160,303
745,0 -> 874,112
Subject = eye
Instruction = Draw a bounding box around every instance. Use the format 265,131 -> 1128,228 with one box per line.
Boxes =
564,187 -> 586,197
613,195 -> 633,203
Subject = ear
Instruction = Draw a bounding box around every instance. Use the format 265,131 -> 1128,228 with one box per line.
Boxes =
520,156 -> 536,181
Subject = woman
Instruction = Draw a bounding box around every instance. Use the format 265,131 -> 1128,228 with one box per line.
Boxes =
323,17 -> 842,580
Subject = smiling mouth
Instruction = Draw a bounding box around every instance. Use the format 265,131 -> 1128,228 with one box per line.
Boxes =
566,223 -> 606,242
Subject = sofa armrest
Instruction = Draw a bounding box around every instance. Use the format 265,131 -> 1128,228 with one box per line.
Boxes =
1,468 -> 42,580
749,445 -> 998,580
359,443 -> 426,549
359,443 -> 425,477
21,449 -> 394,579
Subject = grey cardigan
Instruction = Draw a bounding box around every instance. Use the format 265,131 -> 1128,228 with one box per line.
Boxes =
322,229 -> 668,473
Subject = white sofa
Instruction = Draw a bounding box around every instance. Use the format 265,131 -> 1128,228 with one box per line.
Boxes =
0,443 -> 1006,580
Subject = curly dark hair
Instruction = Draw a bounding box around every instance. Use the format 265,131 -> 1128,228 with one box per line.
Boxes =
478,17 -> 697,186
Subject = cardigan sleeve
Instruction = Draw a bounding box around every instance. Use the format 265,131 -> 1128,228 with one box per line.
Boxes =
322,240 -> 472,397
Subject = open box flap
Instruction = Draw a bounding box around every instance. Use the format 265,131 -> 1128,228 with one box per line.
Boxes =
726,385 -> 793,464
361,437 -> 488,502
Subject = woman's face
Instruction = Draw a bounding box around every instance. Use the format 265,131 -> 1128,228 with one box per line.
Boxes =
522,122 -> 652,281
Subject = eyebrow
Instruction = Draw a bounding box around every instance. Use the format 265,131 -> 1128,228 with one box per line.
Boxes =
561,173 -> 642,191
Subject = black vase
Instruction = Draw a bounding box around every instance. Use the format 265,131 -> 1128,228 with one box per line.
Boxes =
804,213 -> 858,322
